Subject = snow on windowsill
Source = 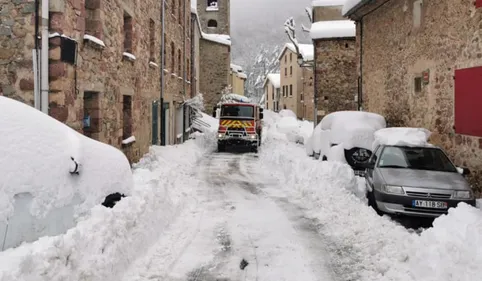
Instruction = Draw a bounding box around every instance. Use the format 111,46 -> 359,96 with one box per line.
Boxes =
83,34 -> 105,48
163,69 -> 169,73
177,76 -> 183,80
206,6 -> 219,11
149,61 -> 159,68
201,32 -> 231,46
122,136 -> 136,145
48,32 -> 76,40
123,52 -> 136,61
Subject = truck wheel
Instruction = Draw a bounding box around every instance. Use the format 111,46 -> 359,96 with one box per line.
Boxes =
218,144 -> 225,152
322,155 -> 327,161
367,190 -> 382,216
251,146 -> 258,153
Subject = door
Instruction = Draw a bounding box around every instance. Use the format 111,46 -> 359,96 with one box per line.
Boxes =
176,106 -> 184,143
162,102 -> 170,145
152,101 -> 159,145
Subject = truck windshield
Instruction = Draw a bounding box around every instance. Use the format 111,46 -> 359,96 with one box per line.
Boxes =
378,146 -> 457,173
221,105 -> 254,118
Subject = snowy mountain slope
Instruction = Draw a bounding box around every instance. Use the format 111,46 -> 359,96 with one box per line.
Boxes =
231,0 -> 312,101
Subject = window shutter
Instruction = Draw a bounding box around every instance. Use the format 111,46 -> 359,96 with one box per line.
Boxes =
476,0 -> 482,8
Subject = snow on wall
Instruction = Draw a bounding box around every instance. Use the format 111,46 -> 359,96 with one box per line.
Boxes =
342,0 -> 365,15
312,0 -> 345,7
202,33 -> 231,46
83,34 -> 105,47
310,20 -> 356,40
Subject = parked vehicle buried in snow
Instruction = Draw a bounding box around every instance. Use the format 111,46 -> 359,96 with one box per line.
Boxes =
304,111 -> 386,176
362,127 -> 475,218
0,96 -> 133,252
216,102 -> 264,153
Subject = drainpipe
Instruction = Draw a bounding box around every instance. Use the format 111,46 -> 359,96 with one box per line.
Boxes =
358,19 -> 364,111
33,0 -> 40,110
40,0 -> 49,114
182,0 -> 186,142
312,40 -> 318,126
160,0 -> 166,145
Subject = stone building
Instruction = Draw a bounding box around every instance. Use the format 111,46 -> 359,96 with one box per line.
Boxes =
263,73 -> 281,112
0,0 -> 192,164
310,1 -> 358,123
301,67 -> 315,121
197,0 -> 231,115
278,43 -> 314,120
230,63 -> 247,96
344,0 -> 482,190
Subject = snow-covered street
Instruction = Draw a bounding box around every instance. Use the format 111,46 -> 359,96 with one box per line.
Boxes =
123,152 -> 334,281
1,111 -> 482,281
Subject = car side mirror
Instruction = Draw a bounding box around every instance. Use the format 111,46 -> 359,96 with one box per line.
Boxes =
457,167 -> 471,176
260,113 -> 264,119
260,108 -> 264,113
212,111 -> 216,117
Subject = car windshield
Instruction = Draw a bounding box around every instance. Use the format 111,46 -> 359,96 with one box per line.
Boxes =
378,146 -> 457,172
221,105 -> 254,118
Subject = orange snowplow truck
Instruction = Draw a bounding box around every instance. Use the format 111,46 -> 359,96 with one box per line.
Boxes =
216,103 -> 264,153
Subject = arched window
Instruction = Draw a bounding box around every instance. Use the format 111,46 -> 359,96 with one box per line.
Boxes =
207,0 -> 218,7
207,19 -> 217,28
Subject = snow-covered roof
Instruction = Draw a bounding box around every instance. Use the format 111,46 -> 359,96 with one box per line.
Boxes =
310,20 -> 356,40
312,0 -> 345,7
230,63 -> 243,72
342,0 -> 368,16
236,72 -> 247,79
278,43 -> 314,62
262,73 -> 281,89
202,32 -> 231,46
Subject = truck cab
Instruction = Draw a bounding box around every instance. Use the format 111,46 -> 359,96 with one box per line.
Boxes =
216,103 -> 263,153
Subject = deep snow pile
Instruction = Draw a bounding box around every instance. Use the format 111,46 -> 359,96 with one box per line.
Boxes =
372,127 -> 433,150
263,109 -> 313,144
260,111 -> 482,281
0,96 -> 133,222
0,133 -> 216,281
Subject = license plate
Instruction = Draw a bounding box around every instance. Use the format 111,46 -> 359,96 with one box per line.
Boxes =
412,200 -> 448,209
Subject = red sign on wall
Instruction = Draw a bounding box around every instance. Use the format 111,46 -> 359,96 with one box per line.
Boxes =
454,66 -> 482,137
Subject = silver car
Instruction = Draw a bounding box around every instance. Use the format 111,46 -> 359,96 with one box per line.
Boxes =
363,144 -> 475,218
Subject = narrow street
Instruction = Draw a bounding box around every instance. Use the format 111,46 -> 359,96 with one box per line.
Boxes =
122,152 -> 335,281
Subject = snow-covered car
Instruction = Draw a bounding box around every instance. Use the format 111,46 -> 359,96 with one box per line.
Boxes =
363,127 -> 475,218
305,111 -> 386,175
0,96 -> 133,251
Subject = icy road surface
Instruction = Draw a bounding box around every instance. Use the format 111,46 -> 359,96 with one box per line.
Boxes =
122,152 -> 335,281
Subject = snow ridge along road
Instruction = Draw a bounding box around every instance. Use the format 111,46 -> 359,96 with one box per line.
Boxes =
122,152 -> 335,281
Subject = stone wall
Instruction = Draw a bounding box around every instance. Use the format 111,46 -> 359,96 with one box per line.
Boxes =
197,0 -> 230,35
0,0 -> 192,164
355,0 -> 482,191
301,67 -> 314,121
312,5 -> 344,22
314,38 -> 357,118
199,38 -> 230,115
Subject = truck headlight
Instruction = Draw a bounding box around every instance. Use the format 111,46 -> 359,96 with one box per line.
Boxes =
218,133 -> 224,138
249,134 -> 256,139
382,185 -> 405,195
453,190 -> 472,199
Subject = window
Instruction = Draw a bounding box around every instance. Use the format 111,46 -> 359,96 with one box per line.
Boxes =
378,146 -> 457,173
122,95 -> 132,140
207,0 -> 218,7
272,86 -> 274,99
163,33 -> 167,63
149,19 -> 155,61
301,93 -> 304,101
273,102 -> 275,109
477,0 -> 482,8
178,49 -> 182,75
284,68 -> 287,76
84,0 -> 103,39
207,19 -> 217,28
170,41 -> 175,72
284,55 -> 287,63
123,12 -> 133,53
187,58 -> 190,79
290,66 -> 292,75
414,77 -> 422,93
83,91 -> 101,139
221,105 -> 254,117
413,0 -> 423,28
276,88 -> 280,99
172,0 -> 176,14
290,84 -> 293,96
290,53 -> 292,62
454,66 -> 482,137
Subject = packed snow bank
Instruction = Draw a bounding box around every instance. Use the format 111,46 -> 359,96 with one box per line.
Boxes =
261,112 -> 482,281
0,135 -> 215,281
342,0 -> 364,15
0,96 -> 133,250
192,110 -> 219,133
263,109 -> 313,144
373,127 -> 432,150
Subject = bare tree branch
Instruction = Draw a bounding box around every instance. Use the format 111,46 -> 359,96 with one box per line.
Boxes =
305,7 -> 313,23
283,17 -> 300,56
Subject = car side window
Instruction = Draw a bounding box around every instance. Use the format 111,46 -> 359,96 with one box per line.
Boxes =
370,145 -> 382,165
